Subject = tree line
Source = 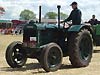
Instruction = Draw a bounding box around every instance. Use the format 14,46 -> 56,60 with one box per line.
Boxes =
20,9 -> 68,20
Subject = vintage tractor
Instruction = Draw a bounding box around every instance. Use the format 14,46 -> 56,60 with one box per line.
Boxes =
5,6 -> 93,72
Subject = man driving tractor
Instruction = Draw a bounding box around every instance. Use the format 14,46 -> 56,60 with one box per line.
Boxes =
61,2 -> 82,25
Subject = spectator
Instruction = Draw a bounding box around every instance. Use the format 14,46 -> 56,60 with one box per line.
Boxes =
87,15 -> 98,25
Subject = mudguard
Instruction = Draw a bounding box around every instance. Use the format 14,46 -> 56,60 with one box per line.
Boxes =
68,25 -> 95,42
68,25 -> 94,33
68,25 -> 91,32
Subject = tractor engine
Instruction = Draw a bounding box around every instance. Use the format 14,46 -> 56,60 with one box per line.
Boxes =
23,21 -> 64,48
23,22 -> 37,48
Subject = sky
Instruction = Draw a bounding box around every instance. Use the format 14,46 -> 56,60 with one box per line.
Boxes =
0,0 -> 100,22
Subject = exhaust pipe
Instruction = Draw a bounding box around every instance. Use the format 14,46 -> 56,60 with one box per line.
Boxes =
39,6 -> 41,23
57,5 -> 61,29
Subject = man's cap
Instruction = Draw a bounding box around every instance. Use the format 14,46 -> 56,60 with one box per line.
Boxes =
70,2 -> 77,6
92,15 -> 95,16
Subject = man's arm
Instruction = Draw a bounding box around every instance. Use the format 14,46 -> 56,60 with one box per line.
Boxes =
87,19 -> 91,23
97,21 -> 100,24
96,19 -> 99,24
64,11 -> 72,22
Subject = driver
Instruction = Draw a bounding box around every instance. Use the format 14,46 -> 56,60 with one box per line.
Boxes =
61,2 -> 82,25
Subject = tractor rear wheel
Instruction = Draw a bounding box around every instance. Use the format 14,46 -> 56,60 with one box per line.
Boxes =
68,29 -> 93,67
5,41 -> 27,68
40,43 -> 63,72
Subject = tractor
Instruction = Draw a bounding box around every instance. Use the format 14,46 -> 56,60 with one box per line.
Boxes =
92,24 -> 100,46
5,6 -> 93,72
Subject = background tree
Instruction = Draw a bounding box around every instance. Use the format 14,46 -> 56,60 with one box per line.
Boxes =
0,6 -> 5,17
44,12 -> 68,20
20,9 -> 36,20
44,12 -> 57,19
60,12 -> 68,20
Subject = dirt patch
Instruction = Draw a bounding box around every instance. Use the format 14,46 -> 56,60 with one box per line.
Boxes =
0,35 -> 100,75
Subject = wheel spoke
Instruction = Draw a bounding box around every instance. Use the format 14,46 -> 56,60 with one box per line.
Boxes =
12,46 -> 25,64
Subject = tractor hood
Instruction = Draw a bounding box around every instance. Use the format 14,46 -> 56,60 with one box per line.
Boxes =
24,21 -> 63,30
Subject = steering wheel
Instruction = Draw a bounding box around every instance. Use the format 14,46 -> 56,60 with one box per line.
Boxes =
63,22 -> 71,28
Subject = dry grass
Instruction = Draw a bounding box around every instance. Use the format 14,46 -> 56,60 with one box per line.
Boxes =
0,35 -> 100,75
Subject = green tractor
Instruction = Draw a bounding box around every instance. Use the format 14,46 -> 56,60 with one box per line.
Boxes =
5,6 -> 93,72
92,24 -> 100,46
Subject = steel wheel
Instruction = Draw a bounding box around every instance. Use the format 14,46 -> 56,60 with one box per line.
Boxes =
6,41 -> 27,68
40,43 -> 63,72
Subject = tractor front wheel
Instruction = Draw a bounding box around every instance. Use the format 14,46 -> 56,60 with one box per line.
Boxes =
5,41 -> 27,68
40,43 -> 63,72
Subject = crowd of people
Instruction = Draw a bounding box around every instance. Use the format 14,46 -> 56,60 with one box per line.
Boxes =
0,27 -> 23,35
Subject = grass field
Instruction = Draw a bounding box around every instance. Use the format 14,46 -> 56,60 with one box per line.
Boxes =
0,35 -> 100,75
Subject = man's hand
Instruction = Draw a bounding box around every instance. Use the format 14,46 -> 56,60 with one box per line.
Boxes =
64,23 -> 69,28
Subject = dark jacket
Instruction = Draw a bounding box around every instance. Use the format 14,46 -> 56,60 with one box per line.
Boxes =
88,19 -> 98,25
64,8 -> 82,25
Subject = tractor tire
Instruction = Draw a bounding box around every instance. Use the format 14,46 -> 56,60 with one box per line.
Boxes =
40,43 -> 63,72
5,41 -> 27,68
68,29 -> 93,67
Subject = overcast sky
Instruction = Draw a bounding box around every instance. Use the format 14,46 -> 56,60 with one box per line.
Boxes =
0,0 -> 100,21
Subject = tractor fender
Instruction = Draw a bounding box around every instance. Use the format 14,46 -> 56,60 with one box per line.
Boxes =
68,25 -> 84,32
68,25 -> 95,44
8,41 -> 23,48
68,25 -> 94,33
